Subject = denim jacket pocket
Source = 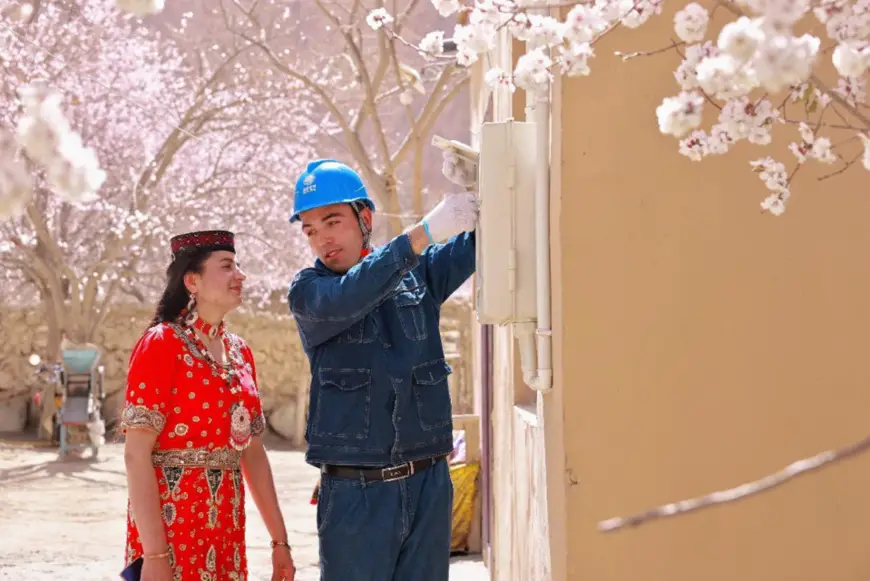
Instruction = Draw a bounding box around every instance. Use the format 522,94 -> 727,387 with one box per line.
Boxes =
411,359 -> 453,431
312,368 -> 373,440
393,286 -> 428,341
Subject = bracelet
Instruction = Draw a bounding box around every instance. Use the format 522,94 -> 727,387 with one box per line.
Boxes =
144,550 -> 170,560
270,540 -> 291,550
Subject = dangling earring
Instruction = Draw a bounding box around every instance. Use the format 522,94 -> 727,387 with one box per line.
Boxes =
184,293 -> 198,326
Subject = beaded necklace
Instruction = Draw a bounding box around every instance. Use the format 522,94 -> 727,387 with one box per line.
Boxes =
193,316 -> 224,339
183,316 -> 243,395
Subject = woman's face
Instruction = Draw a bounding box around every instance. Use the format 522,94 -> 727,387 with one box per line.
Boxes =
185,250 -> 246,314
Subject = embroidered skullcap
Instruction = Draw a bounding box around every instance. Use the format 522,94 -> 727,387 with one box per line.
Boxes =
170,230 -> 235,260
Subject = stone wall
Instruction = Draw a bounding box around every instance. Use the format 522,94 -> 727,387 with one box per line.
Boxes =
0,298 -> 475,441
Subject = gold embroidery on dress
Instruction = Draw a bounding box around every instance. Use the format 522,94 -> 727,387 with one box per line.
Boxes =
152,448 -> 242,470
205,468 -> 224,529
230,469 -> 242,529
251,413 -> 265,437
162,502 -> 177,526
197,546 -> 218,580
206,545 -> 217,571
120,404 -> 166,433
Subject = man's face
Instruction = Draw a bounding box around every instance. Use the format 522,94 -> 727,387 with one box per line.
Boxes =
300,203 -> 371,273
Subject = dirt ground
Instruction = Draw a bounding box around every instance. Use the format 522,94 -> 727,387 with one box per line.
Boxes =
0,438 -> 488,581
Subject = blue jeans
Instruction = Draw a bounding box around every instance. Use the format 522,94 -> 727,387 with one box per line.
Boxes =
317,459 -> 454,581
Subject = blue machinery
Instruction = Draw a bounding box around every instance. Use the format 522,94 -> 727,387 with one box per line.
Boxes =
57,346 -> 105,458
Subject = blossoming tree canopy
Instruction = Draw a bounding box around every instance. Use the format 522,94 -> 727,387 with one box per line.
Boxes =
0,0 -> 319,336
368,0 -> 870,216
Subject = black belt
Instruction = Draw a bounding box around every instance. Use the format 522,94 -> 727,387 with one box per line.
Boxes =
321,454 -> 448,483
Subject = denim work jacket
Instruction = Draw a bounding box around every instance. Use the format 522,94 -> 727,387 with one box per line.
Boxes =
288,231 -> 476,468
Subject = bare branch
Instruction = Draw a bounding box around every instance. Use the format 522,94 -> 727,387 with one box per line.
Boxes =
598,433 -> 870,533
391,68 -> 469,166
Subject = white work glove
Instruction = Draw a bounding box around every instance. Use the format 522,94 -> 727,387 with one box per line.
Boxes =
421,192 -> 479,244
441,150 -> 478,188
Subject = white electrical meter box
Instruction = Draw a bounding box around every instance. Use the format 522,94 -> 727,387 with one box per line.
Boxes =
475,120 -> 538,325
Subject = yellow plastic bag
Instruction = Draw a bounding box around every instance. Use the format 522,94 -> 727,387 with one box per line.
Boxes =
449,461 -> 480,552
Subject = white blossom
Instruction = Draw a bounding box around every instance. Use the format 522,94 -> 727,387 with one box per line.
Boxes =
522,15 -> 565,51
366,8 -> 394,31
484,67 -> 516,93
789,122 -> 837,164
753,34 -> 820,93
419,31 -> 445,57
561,4 -> 608,45
399,89 -> 415,105
751,157 -> 789,192
16,91 -> 70,165
115,0 -> 165,17
751,157 -> 790,215
513,48 -> 552,94
744,0 -> 811,30
761,193 -> 788,215
396,0 -> 870,213
708,123 -> 736,154
12,86 -> 106,203
717,17 -> 765,62
674,3 -> 709,43
696,54 -> 758,99
678,130 -> 709,161
46,132 -> 107,203
834,75 -> 867,106
656,92 -> 704,138
832,42 -> 869,77
470,0 -> 504,29
619,0 -> 664,29
453,24 -> 496,66
0,132 -> 33,220
860,134 -> 870,170
675,42 -> 719,91
431,0 -> 462,17
560,43 -> 595,77
718,97 -> 780,145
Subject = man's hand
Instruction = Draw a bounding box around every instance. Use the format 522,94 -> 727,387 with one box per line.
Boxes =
420,192 -> 478,246
441,150 -> 478,188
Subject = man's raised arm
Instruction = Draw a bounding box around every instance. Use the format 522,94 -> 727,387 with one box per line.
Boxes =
289,226 -> 432,349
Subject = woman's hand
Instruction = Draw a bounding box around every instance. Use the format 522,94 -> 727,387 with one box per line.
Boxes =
140,556 -> 173,581
271,546 -> 296,581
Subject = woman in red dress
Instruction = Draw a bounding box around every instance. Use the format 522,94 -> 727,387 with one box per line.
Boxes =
120,230 -> 295,581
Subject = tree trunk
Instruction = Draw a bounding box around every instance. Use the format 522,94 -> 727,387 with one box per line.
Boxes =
371,172 -> 404,238
38,295 -> 62,441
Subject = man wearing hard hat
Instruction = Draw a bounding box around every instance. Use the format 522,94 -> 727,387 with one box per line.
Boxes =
287,152 -> 477,581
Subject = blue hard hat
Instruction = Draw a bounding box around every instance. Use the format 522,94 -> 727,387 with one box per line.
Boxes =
289,159 -> 376,223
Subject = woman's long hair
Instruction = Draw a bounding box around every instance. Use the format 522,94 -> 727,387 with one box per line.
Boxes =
149,248 -> 212,328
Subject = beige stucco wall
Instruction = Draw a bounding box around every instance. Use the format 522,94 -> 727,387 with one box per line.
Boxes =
556,4 -> 870,581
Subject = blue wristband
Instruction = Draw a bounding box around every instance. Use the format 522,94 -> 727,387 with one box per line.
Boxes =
422,221 -> 435,245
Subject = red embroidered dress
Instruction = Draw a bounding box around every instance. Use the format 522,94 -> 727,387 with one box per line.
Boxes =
120,322 -> 265,581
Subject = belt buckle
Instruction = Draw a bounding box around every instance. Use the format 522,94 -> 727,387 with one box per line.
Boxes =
381,462 -> 413,482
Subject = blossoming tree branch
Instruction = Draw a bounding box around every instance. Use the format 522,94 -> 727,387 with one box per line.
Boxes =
0,1 -> 321,359
220,0 -> 470,238
369,0 -> 869,216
